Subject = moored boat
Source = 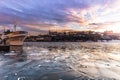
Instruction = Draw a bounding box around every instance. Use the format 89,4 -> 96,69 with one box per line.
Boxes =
0,19 -> 28,52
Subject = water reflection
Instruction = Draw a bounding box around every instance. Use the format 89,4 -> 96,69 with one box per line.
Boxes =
3,51 -> 27,62
0,42 -> 120,80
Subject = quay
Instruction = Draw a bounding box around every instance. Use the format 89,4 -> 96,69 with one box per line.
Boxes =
0,45 -> 9,52
0,45 -> 23,52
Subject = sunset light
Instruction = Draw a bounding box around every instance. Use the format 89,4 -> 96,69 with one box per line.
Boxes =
0,0 -> 120,33
0,0 -> 120,80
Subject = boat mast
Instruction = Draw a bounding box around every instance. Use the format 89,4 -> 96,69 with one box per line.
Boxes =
14,17 -> 17,31
4,26 -> 6,33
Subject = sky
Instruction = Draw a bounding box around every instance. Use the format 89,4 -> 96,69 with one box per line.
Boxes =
0,0 -> 120,33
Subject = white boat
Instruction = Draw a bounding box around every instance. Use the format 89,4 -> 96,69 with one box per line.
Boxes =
0,20 -> 28,46
3,31 -> 28,45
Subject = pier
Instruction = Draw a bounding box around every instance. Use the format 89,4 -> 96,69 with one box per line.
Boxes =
0,45 -> 10,52
0,45 -> 23,52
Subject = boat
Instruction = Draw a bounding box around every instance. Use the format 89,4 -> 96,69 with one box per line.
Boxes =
0,19 -> 28,52
1,30 -> 28,46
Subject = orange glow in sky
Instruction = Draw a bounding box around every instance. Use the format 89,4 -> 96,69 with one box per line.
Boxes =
0,0 -> 120,33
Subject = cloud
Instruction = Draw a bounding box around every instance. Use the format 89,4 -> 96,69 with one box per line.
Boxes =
88,21 -> 120,32
0,0 -> 119,32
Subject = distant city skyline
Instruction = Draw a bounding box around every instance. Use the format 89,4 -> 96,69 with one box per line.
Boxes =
0,0 -> 120,33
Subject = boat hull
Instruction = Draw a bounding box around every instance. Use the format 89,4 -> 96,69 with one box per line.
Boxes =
6,34 -> 27,45
2,31 -> 28,46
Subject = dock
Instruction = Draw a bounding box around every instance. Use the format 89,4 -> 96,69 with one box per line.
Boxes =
0,45 -> 23,52
0,45 -> 10,52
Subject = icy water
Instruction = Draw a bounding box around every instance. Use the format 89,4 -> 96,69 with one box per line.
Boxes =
0,42 -> 120,80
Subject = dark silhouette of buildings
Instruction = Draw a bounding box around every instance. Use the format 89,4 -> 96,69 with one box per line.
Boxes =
25,30 -> 120,42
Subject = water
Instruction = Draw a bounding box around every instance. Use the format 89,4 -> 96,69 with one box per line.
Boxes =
0,42 -> 120,80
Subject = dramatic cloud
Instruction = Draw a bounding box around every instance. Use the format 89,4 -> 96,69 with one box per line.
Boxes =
0,0 -> 119,33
